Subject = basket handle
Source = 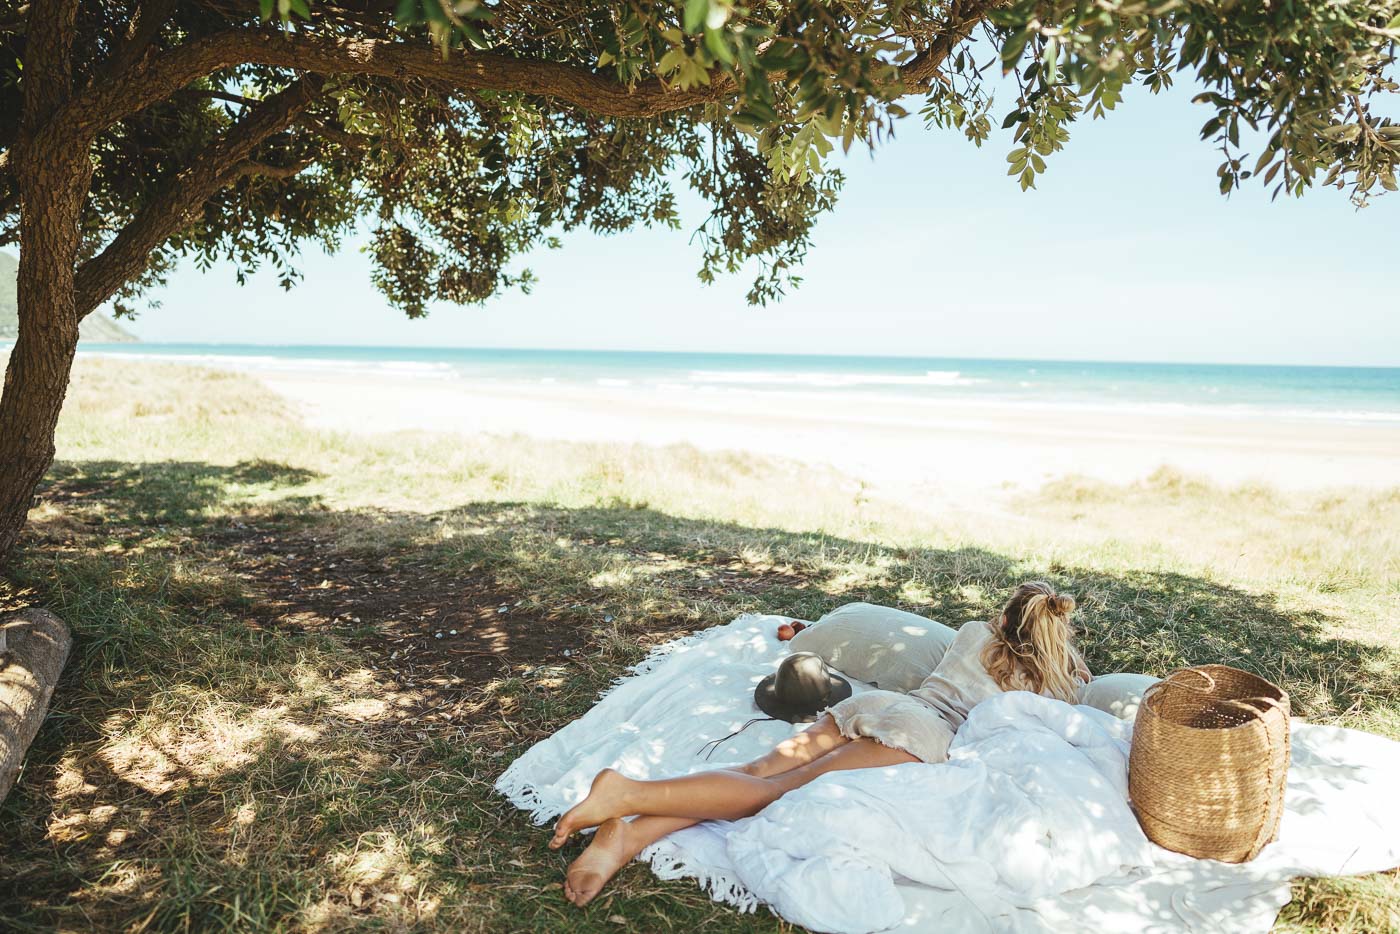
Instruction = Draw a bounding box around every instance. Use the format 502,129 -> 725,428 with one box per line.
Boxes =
1146,667 -> 1287,720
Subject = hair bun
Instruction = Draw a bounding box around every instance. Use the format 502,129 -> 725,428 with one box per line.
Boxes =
1048,593 -> 1076,615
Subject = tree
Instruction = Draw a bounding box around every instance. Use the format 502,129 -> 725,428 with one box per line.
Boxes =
0,0 -> 1396,562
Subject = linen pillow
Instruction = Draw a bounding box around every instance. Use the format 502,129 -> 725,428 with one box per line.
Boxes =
789,602 -> 957,692
1077,672 -> 1162,720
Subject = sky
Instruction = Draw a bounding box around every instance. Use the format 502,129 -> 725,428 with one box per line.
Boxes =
119,78 -> 1398,367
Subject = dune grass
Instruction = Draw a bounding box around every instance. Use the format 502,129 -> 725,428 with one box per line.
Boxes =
1,357 -> 1397,932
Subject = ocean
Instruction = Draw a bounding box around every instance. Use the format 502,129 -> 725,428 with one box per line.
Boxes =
71,343 -> 1400,424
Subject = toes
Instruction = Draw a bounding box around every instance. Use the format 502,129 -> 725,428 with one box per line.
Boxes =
568,874 -> 602,907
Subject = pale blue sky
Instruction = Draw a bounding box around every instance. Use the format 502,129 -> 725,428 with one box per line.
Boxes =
124,78 -> 1397,366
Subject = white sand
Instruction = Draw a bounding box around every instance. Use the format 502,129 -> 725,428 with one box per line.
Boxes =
251,368 -> 1400,500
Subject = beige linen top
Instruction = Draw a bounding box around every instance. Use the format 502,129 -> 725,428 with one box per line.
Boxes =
909,619 -> 1040,730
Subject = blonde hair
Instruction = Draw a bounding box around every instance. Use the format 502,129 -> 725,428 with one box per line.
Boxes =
980,581 -> 1086,703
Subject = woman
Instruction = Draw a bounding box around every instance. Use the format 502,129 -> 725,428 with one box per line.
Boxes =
552,581 -> 1092,907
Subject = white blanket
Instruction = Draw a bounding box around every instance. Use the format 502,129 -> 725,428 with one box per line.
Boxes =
496,615 -> 1400,933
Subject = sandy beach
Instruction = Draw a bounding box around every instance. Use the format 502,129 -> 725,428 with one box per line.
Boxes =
248,366 -> 1400,500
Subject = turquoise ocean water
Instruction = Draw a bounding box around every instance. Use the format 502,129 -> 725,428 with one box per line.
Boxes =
73,343 -> 1400,424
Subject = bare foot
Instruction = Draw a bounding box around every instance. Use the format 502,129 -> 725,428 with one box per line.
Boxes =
563,818 -> 636,907
550,768 -> 632,849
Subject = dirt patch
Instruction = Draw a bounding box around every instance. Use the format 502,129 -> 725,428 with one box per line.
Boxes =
218,524 -> 595,691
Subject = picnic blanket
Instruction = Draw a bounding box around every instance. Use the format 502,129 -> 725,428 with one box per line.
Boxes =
495,615 -> 1400,933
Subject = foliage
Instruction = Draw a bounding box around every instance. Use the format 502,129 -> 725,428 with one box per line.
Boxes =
989,0 -> 1400,200
1,0 -> 1396,319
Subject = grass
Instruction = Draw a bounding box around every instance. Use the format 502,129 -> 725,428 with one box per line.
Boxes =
1,356 -> 1398,932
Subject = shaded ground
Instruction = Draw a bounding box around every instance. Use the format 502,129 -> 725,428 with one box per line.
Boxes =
37,460 -> 604,696
1,457 -> 1397,932
227,525 -> 589,692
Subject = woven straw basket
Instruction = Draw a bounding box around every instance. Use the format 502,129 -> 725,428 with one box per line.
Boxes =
1128,664 -> 1291,863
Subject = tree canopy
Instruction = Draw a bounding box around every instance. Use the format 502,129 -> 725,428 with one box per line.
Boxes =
0,0 -> 1397,562
1,0 -> 1397,320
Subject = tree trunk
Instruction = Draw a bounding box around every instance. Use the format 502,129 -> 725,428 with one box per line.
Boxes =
0,168 -> 86,564
0,2 -> 88,566
0,608 -> 73,804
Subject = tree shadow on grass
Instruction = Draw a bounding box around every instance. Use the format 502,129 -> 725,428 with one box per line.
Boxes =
38,459 -> 324,525
418,500 -> 1400,724
2,459 -> 1398,931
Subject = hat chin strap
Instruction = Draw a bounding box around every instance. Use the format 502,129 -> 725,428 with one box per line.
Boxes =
696,717 -> 776,761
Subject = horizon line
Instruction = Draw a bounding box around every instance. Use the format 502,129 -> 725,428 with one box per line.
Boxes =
61,340 -> 1400,371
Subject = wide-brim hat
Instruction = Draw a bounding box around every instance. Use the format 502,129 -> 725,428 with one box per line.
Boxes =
755,651 -> 852,723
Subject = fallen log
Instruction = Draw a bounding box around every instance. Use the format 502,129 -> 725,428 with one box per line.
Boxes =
0,608 -> 72,804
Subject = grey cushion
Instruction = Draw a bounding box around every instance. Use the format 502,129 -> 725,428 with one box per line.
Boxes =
789,602 -> 957,693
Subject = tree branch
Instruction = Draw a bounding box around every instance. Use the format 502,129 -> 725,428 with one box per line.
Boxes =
175,87 -> 263,107
74,76 -> 324,316
298,113 -> 374,150
901,0 -> 995,90
231,158 -> 315,180
52,5 -> 996,154
62,28 -> 731,144
101,0 -> 179,80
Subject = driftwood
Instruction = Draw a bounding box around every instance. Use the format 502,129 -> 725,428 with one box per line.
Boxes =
0,608 -> 72,804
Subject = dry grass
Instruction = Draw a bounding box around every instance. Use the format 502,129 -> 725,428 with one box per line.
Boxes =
1,357 -> 1397,932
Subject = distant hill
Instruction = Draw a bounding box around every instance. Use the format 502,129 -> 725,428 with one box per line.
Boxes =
0,251 -> 138,343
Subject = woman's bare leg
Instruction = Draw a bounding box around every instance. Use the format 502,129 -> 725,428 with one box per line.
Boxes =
563,737 -> 915,828
555,728 -> 917,859
554,714 -> 848,850
561,714 -> 850,905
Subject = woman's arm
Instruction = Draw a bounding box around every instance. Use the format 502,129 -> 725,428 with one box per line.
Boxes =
1071,646 -> 1092,683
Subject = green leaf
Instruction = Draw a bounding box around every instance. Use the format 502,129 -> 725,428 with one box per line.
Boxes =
393,0 -> 418,24
460,20 -> 490,49
1001,27 -> 1033,71
704,27 -> 734,65
260,0 -> 276,19
1041,39 -> 1058,84
730,112 -> 763,132
658,48 -> 686,75
758,41 -> 809,73
684,0 -> 709,35
746,99 -> 780,124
